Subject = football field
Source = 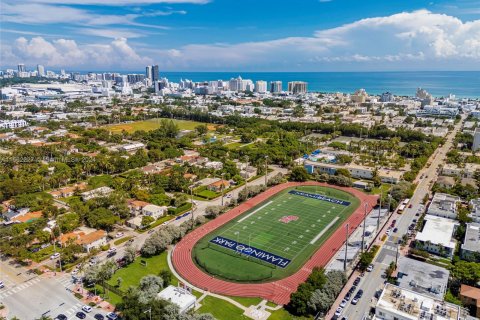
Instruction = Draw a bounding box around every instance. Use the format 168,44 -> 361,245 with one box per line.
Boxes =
192,185 -> 360,282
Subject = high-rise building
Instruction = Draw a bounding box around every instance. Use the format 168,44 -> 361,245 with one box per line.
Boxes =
145,66 -> 152,81
473,128 -> 480,152
255,81 -> 267,93
36,64 -> 45,77
152,65 -> 159,82
351,88 -> 368,103
288,81 -> 308,94
17,64 -> 26,73
269,81 -> 282,93
229,76 -> 243,91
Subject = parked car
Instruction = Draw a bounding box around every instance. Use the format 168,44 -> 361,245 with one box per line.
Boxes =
366,264 -> 374,272
0,281 -> 4,289
351,296 -> 359,305
50,252 -> 60,260
393,227 -> 398,233
348,286 -> 356,294
334,307 -> 343,317
76,312 -> 86,319
106,312 -> 118,320
94,314 -> 105,320
55,315 -> 67,320
115,232 -> 124,238
353,277 -> 361,286
340,299 -> 347,308
344,292 -> 351,301
82,305 -> 92,313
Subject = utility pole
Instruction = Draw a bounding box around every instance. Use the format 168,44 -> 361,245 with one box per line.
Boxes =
264,155 -> 269,186
344,223 -> 349,272
361,202 -> 368,253
190,186 -> 194,223
221,172 -> 225,207
244,155 -> 249,191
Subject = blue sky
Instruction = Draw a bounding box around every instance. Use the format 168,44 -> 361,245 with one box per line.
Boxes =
1,0 -> 479,71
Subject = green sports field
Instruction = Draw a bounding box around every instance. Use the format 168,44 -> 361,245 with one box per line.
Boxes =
192,185 -> 360,282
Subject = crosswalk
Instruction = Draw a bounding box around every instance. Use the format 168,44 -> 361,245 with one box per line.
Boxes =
56,274 -> 74,288
0,277 -> 41,300
64,302 -> 84,319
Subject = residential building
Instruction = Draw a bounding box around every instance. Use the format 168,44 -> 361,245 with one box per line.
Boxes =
207,179 -> 230,192
254,80 -> 267,93
127,199 -> 150,216
442,163 -> 480,179
142,204 -> 166,219
10,211 -> 43,224
119,142 -> 145,152
395,256 -> 450,300
17,63 -> 26,73
381,92 -> 394,102
287,81 -> 308,94
157,286 -> 196,314
468,199 -> 480,223
351,89 -> 368,103
460,223 -> 480,262
436,176 -> 456,189
80,186 -> 113,201
415,215 -> 458,259
0,120 -> 28,129
269,81 -> 282,93
460,285 -> 480,318
375,283 -> 461,320
37,64 -> 45,77
59,229 -> 108,252
427,193 -> 460,219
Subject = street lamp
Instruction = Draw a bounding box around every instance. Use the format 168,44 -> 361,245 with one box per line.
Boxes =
144,308 -> 152,320
344,223 -> 349,272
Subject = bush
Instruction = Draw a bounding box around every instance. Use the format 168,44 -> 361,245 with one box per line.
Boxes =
74,292 -> 83,299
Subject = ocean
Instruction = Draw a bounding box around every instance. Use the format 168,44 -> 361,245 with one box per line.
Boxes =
145,71 -> 479,99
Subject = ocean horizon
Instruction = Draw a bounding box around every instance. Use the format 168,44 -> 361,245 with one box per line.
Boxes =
78,71 -> 479,98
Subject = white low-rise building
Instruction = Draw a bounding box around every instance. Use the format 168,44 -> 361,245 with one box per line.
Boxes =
375,283 -> 462,320
142,204 -> 167,219
427,193 -> 460,220
0,120 -> 28,129
157,286 -> 196,314
81,186 -> 113,201
415,215 -> 458,259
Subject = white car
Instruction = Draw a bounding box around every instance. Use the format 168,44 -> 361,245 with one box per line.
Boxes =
106,312 -> 118,320
334,307 -> 343,317
82,305 -> 92,313
340,299 -> 347,308
107,247 -> 116,254
367,264 -> 374,272
50,252 -> 60,260
115,232 -> 124,238
0,281 -> 4,289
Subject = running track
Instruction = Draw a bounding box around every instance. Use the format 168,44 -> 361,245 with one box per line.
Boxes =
172,182 -> 378,305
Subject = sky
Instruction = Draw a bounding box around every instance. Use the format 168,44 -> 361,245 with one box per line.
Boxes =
0,0 -> 479,72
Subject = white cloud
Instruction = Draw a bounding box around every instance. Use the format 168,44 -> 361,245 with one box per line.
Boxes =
2,37 -> 152,69
75,28 -> 148,39
0,2 -> 169,29
147,10 -> 480,70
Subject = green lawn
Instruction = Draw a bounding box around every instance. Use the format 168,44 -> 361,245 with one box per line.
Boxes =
105,118 -> 212,133
196,190 -> 220,199
269,308 -> 312,320
227,296 -> 263,307
225,142 -> 249,150
107,251 -> 178,291
197,296 -> 249,320
193,185 -> 359,282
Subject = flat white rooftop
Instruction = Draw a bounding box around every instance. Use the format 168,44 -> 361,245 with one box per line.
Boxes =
416,215 -> 458,249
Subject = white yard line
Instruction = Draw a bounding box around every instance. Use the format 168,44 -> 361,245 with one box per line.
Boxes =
237,201 -> 273,223
310,216 -> 340,244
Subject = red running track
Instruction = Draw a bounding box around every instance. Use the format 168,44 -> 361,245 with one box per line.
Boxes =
172,182 -> 378,305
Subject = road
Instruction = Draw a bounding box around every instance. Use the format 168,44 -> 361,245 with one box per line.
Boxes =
0,258 -> 110,320
337,116 -> 464,320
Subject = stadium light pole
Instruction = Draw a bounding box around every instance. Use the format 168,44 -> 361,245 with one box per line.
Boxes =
344,223 -> 349,272
377,190 -> 382,233
190,185 -> 194,223
361,202 -> 368,253
244,155 -> 249,192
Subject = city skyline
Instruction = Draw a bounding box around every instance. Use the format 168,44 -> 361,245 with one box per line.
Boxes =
1,0 -> 479,71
